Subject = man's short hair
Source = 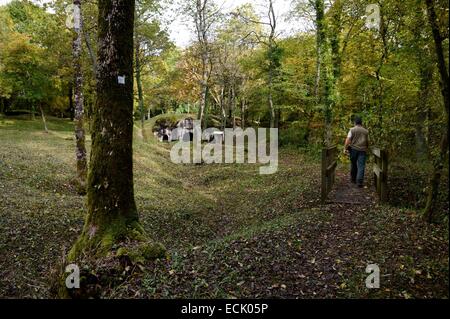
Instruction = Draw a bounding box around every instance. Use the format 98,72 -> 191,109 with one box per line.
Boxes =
354,116 -> 362,125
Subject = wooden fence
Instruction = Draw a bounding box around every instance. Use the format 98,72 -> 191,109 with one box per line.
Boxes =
321,145 -> 338,203
372,147 -> 388,203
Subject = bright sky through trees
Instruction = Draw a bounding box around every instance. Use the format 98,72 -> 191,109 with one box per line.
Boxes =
0,0 -> 306,47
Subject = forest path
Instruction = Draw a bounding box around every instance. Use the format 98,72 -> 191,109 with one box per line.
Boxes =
327,170 -> 378,206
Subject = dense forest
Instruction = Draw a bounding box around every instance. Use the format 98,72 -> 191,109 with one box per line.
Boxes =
0,0 -> 448,300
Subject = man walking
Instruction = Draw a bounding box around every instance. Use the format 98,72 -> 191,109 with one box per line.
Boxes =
344,116 -> 369,187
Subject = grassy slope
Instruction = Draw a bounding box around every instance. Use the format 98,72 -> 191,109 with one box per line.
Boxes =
0,116 -> 448,298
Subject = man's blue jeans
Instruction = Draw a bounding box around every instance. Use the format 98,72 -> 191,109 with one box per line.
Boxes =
349,148 -> 366,186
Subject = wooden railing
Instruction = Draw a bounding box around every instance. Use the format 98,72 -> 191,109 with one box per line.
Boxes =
372,147 -> 388,203
321,145 -> 338,203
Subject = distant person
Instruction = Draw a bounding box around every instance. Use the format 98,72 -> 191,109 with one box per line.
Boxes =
344,116 -> 369,187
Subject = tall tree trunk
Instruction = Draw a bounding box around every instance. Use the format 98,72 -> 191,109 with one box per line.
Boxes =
241,99 -> 245,129
231,85 -> 236,129
375,66 -> 384,136
68,84 -> 74,121
310,20 -> 321,145
68,0 -> 163,262
375,8 -> 389,142
135,40 -> 146,138
415,62 -> 433,159
412,2 -> 431,160
31,104 -> 35,120
198,60 -> 208,127
313,46 -> 321,101
267,0 -> 277,128
83,28 -> 97,73
303,109 -> 313,143
425,0 -> 449,111
423,0 -> 449,222
227,85 -> 232,126
83,25 -> 96,131
220,85 -> 226,129
275,108 -> 281,128
73,0 -> 87,195
0,97 -> 4,114
314,0 -> 332,145
39,104 -> 48,133
268,65 -> 275,128
195,0 -> 210,128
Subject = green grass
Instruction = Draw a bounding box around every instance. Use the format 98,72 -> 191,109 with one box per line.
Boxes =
0,116 -> 448,298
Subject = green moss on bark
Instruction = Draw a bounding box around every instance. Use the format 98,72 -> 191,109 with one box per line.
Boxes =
68,217 -> 165,261
60,0 -> 165,298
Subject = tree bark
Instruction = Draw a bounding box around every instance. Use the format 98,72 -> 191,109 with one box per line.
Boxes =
268,65 -> 275,128
73,0 -> 88,195
31,104 -> 35,120
39,104 -> 48,133
241,99 -> 245,129
135,39 -> 146,138
412,6 -> 432,160
194,0 -> 211,128
83,27 -> 97,74
0,97 -> 4,114
415,62 -> 433,159
425,0 -> 449,113
423,0 -> 449,222
68,0 -> 163,261
232,85 -> 236,129
267,0 -> 276,128
68,84 -> 74,121
314,0 -> 333,145
220,85 -> 226,129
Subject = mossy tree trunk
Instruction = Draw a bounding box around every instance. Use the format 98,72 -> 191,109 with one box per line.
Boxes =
69,0 -> 163,261
73,0 -> 87,195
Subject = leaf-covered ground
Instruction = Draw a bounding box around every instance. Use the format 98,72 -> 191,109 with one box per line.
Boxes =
0,116 -> 448,298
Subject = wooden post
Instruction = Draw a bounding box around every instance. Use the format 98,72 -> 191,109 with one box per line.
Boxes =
372,147 -> 388,203
380,150 -> 388,203
321,147 -> 327,203
331,148 -> 336,186
377,155 -> 381,195
321,146 -> 338,204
